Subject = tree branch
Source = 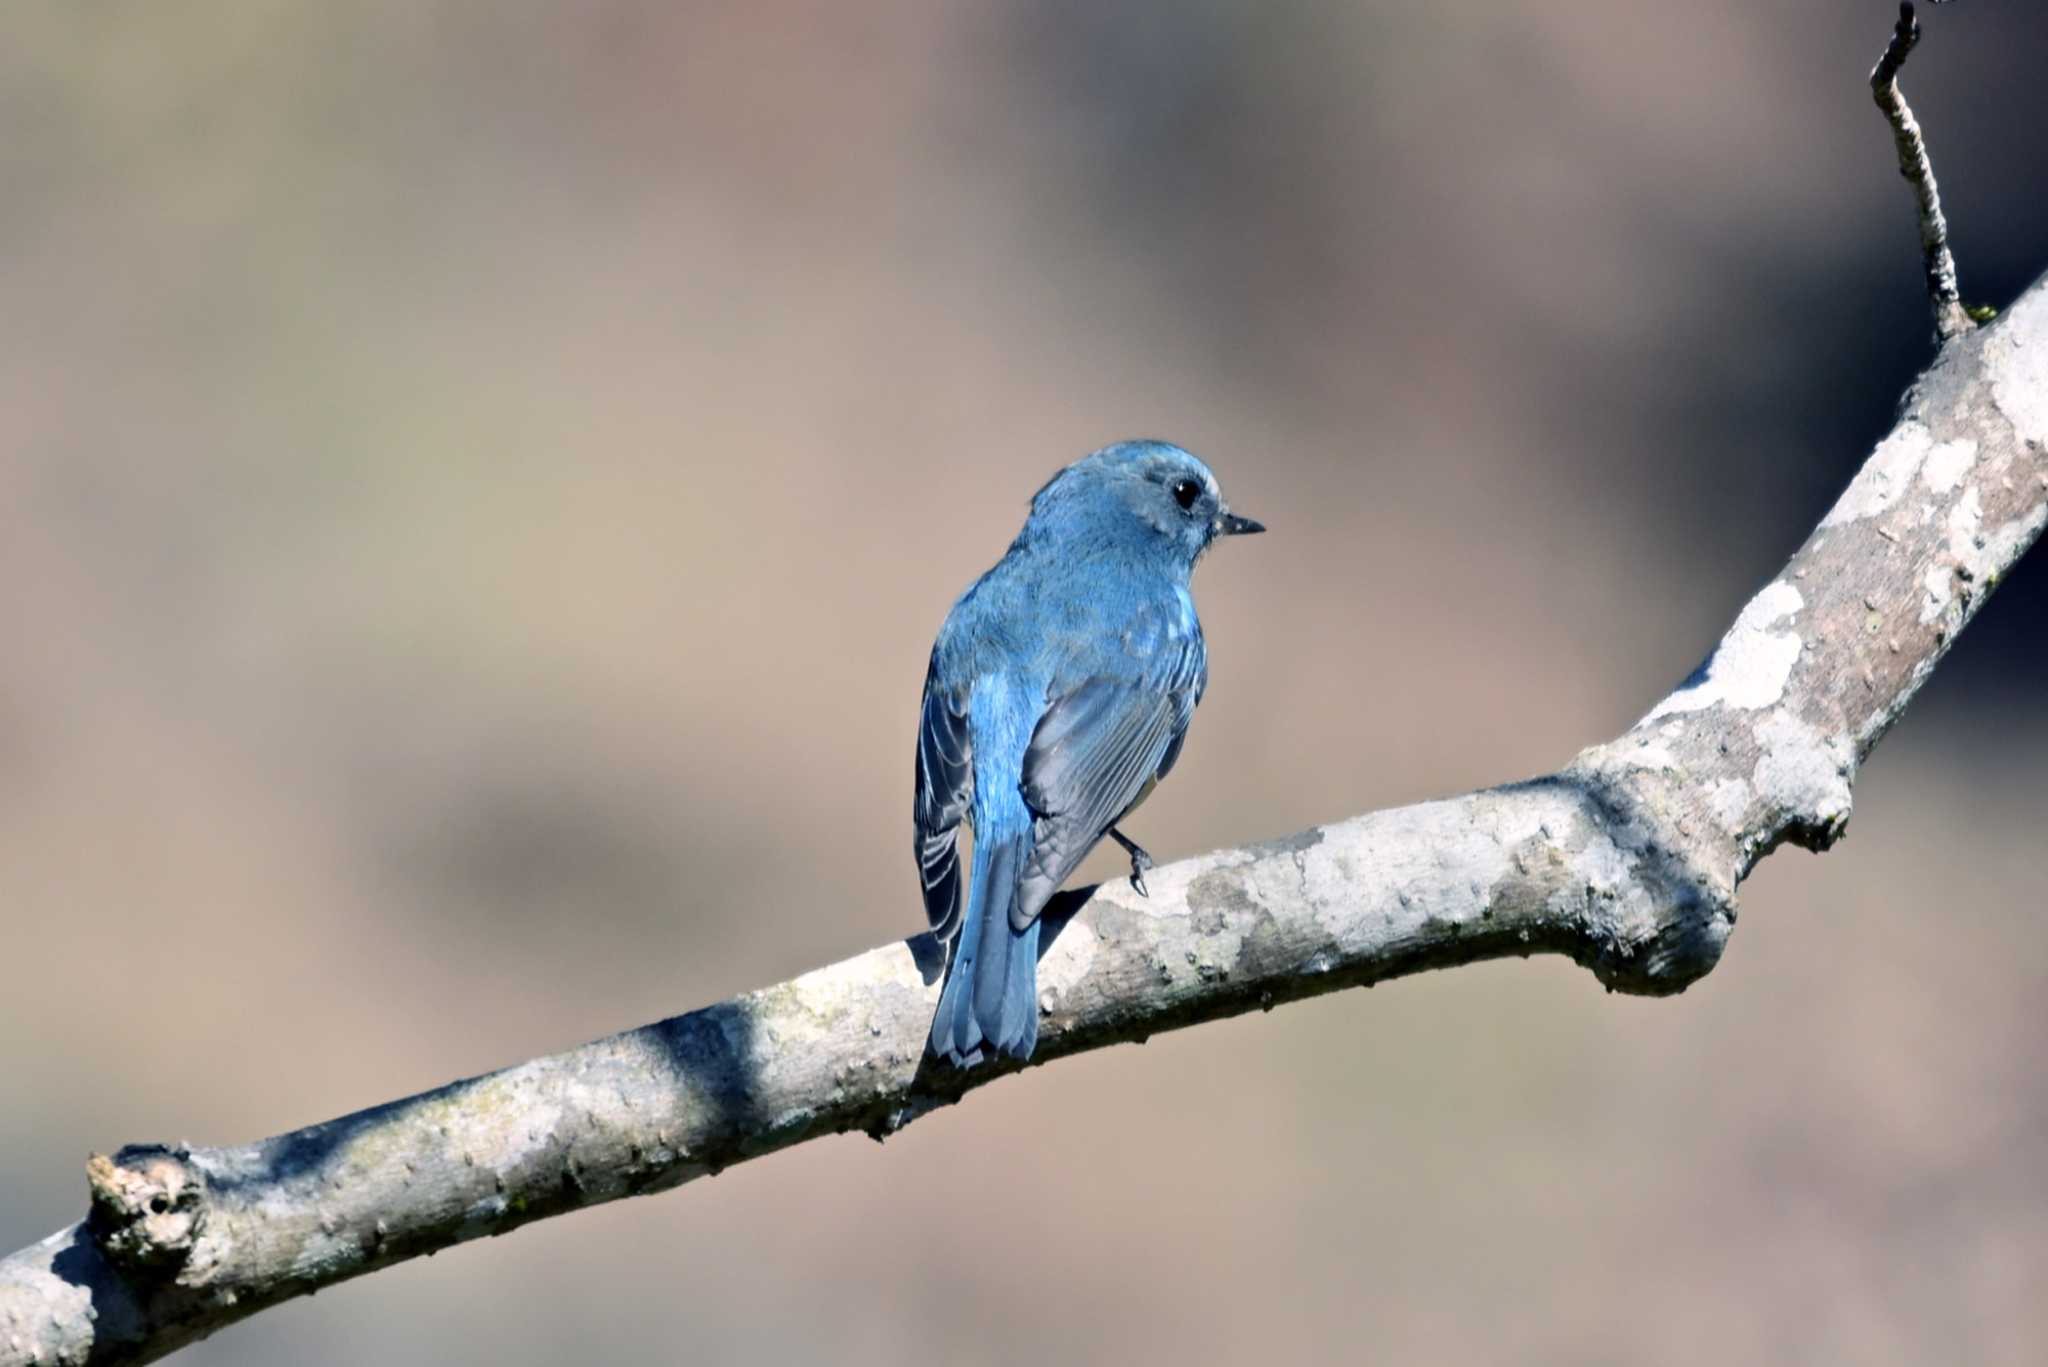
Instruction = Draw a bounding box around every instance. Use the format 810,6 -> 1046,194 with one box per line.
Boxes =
5,270 -> 2045,1365
1872,1 -> 1975,342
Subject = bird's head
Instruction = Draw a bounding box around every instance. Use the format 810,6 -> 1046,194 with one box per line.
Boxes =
1026,440 -> 1264,570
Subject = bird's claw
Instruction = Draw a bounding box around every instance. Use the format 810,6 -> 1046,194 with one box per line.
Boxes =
1108,825 -> 1154,898
1124,844 -> 1154,898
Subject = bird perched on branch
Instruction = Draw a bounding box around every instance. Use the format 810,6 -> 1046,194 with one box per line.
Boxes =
914,440 -> 1264,1066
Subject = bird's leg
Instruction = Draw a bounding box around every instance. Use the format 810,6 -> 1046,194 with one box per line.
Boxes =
1107,826 -> 1153,898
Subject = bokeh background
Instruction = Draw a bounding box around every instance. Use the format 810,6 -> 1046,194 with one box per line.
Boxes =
6,3 -> 2047,1363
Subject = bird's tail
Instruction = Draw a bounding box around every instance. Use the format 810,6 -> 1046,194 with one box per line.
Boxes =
930,824 -> 1041,1067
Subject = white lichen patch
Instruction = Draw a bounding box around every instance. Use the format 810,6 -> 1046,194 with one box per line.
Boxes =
1647,581 -> 1804,719
1938,485 -> 2048,597
1620,739 -> 1677,771
1545,833 -> 1661,949
1989,286 -> 2048,446
1920,438 -> 1979,494
1921,564 -> 1953,624
1707,777 -> 1751,832
1751,711 -> 1852,834
1821,423 -> 1932,527
1946,485 -> 1984,566
1572,833 -> 1633,894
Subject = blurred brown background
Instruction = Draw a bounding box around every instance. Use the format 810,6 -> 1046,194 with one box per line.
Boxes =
5,3 -> 2046,1363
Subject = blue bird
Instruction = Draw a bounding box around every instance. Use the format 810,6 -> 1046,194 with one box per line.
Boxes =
914,440 -> 1263,1067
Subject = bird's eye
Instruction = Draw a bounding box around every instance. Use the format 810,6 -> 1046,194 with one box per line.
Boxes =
1171,478 -> 1201,511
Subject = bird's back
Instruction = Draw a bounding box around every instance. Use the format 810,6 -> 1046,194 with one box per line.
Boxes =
935,538 -> 1201,697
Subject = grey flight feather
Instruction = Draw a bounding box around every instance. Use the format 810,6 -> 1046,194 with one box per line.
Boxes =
913,661 -> 972,943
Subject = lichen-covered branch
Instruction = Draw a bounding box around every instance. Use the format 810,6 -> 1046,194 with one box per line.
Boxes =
1871,1 -> 1974,343
3,271 -> 2044,1365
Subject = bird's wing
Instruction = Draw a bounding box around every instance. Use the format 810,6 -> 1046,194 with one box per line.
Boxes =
913,655 -> 973,942
1012,629 -> 1206,930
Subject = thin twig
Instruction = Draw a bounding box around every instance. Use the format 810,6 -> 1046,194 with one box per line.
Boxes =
1871,0 -> 1973,343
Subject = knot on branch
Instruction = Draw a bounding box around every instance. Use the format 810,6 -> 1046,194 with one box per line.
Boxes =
87,1145 -> 207,1274
1575,847 -> 1736,998
1558,762 -> 1740,997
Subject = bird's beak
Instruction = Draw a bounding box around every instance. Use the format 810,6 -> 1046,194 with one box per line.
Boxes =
1217,511 -> 1265,536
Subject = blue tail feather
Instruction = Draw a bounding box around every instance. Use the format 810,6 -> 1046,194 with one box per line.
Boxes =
931,829 -> 1039,1066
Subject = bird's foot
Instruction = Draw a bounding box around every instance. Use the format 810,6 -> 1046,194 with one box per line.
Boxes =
1108,826 -> 1154,898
